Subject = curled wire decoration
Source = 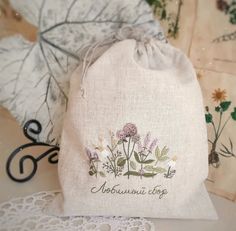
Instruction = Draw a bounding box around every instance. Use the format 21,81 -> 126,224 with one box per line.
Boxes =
6,120 -> 60,183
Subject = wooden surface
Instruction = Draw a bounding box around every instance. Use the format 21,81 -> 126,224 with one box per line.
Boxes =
0,0 -> 37,41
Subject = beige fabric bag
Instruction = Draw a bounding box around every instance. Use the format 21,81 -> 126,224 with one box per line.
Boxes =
48,39 -> 217,219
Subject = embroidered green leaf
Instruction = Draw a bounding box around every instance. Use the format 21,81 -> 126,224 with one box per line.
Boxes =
215,106 -> 221,112
144,165 -> 154,171
117,157 -> 126,167
220,101 -> 231,111
155,146 -> 169,162
221,143 -> 231,154
161,146 -> 169,156
143,159 -> 155,164
158,156 -> 169,161
152,167 -> 167,173
144,165 -> 166,173
130,161 -> 137,170
89,171 -> 94,176
123,171 -> 140,176
143,173 -> 157,178
231,108 -> 236,120
117,140 -> 123,145
134,151 -> 142,163
99,171 -> 106,177
155,146 -> 161,159
205,113 -> 213,123
230,138 -> 233,151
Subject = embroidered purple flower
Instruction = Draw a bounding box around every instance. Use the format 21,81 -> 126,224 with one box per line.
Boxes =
85,148 -> 99,162
123,123 -> 137,137
116,130 -> 126,140
131,134 -> 140,143
137,140 -> 143,153
148,138 -> 158,152
143,132 -> 151,149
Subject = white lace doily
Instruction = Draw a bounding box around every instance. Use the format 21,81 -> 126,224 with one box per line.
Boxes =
0,191 -> 155,231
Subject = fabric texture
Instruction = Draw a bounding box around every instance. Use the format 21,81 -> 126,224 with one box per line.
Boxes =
47,39 -> 217,219
0,191 -> 155,231
190,0 -> 236,75
198,69 -> 236,202
150,0 -> 236,203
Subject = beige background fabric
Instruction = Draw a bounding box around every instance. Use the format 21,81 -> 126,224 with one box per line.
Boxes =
48,39 -> 217,219
153,0 -> 236,202
153,0 -> 197,54
190,0 -> 236,74
198,70 -> 236,202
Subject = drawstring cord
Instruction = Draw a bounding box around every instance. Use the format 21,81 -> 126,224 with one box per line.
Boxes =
80,41 -> 102,98
79,26 -> 153,98
80,36 -> 118,98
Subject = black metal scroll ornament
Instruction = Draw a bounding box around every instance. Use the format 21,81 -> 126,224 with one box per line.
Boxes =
6,120 -> 60,183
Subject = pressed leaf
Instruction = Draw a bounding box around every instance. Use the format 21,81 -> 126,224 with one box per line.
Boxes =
220,101 -> 231,111
130,161 -> 137,170
117,157 -> 126,167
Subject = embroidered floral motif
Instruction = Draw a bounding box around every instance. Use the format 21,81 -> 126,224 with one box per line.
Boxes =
212,88 -> 227,102
86,123 -> 177,179
205,89 -> 236,168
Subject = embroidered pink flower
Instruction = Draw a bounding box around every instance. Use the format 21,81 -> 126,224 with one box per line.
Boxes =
149,138 -> 158,152
116,130 -> 126,140
131,134 -> 140,143
123,123 -> 137,137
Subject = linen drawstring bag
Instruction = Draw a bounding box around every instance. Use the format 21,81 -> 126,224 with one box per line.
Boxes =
47,37 -> 217,219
